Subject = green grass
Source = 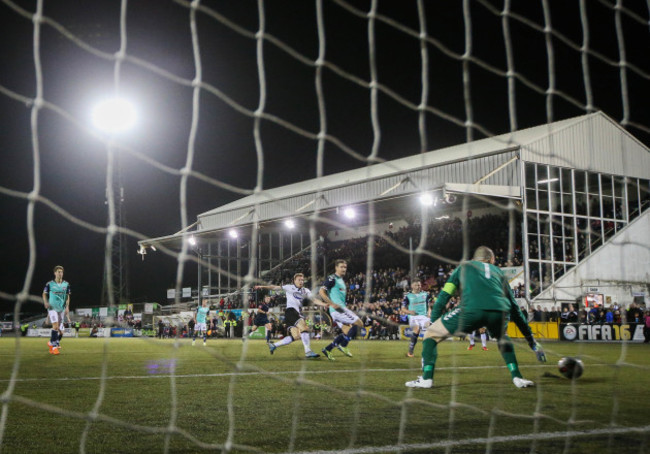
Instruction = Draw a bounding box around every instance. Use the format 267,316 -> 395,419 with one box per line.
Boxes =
0,337 -> 648,453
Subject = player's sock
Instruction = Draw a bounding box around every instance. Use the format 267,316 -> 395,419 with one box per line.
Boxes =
324,336 -> 342,352
421,338 -> 438,381
469,332 -> 475,345
498,337 -> 522,379
347,325 -> 358,339
480,333 -> 487,348
50,330 -> 58,346
339,334 -> 351,347
300,332 -> 311,353
276,336 -> 293,347
409,332 -> 418,352
265,328 -> 271,343
332,333 -> 346,347
203,332 -> 207,343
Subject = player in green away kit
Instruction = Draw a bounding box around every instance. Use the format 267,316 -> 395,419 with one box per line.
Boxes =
193,300 -> 210,346
405,246 -> 546,389
42,265 -> 71,355
400,277 -> 432,357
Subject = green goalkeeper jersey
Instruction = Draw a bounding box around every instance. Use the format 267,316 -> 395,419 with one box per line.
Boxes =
431,260 -> 514,321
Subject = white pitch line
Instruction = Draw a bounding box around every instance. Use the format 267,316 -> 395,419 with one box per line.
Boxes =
0,363 -> 606,383
283,424 -> 650,454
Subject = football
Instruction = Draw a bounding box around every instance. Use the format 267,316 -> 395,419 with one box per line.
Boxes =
558,357 -> 584,379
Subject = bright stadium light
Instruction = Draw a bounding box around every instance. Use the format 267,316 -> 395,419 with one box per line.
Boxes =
285,219 -> 295,229
419,193 -> 434,206
188,235 -> 197,246
92,98 -> 137,133
229,229 -> 238,239
343,207 -> 356,219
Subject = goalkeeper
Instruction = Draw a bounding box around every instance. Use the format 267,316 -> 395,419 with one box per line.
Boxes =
405,246 -> 546,389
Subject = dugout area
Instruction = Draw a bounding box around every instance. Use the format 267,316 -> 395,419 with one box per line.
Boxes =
138,112 -> 650,309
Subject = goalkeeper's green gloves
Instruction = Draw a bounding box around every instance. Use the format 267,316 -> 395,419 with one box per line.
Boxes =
526,335 -> 547,363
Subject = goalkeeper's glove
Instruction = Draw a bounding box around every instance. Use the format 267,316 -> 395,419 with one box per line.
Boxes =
526,335 -> 547,362
530,341 -> 546,363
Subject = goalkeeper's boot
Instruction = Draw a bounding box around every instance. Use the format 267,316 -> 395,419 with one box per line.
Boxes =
406,351 -> 414,358
482,346 -> 488,351
321,348 -> 335,361
467,344 -> 474,350
337,346 -> 353,357
268,343 -> 277,355
513,377 -> 535,388
405,376 -> 432,388
305,351 -> 320,359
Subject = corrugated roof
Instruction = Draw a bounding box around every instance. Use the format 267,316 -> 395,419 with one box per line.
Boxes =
199,112 -> 641,220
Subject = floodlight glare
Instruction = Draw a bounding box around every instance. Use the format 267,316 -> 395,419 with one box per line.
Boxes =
420,193 -> 434,206
188,236 -> 197,246
343,207 -> 356,219
285,219 -> 295,229
229,229 -> 238,239
92,98 -> 137,133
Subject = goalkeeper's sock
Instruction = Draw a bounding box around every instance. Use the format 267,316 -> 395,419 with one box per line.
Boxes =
421,338 -> 438,381
498,338 -> 522,379
409,332 -> 418,352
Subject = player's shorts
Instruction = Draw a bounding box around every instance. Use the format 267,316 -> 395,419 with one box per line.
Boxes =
254,313 -> 270,326
48,310 -> 63,325
408,315 -> 430,331
194,322 -> 207,332
438,308 -> 509,340
284,308 -> 303,327
330,307 -> 360,329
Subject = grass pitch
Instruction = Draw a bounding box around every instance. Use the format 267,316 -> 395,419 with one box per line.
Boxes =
0,336 -> 648,453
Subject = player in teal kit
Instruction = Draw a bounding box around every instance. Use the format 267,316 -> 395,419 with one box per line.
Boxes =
319,260 -> 363,360
42,265 -> 71,355
400,277 -> 431,357
193,300 -> 210,346
405,246 -> 547,389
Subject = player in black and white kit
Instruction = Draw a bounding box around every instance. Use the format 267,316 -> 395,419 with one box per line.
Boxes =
255,273 -> 320,359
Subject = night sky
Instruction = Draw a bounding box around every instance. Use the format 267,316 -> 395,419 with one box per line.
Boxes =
1,0 -> 648,313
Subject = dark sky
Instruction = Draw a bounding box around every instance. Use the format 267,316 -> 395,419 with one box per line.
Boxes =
1,0 -> 648,313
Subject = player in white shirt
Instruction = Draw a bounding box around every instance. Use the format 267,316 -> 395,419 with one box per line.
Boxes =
255,273 -> 320,359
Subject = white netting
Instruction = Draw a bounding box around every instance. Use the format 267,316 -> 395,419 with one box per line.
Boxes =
1,0 -> 649,453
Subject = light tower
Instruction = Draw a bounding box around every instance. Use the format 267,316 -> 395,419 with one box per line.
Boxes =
92,98 -> 136,305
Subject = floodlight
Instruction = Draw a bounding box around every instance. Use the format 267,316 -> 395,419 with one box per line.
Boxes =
92,98 -> 137,133
285,219 -> 295,229
419,193 -> 434,206
229,229 -> 238,239
188,235 -> 197,246
343,207 -> 356,219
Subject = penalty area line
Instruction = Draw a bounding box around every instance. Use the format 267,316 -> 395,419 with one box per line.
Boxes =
0,363 -> 607,383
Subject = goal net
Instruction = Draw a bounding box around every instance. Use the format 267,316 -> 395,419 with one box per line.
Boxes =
1,0 -> 649,453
